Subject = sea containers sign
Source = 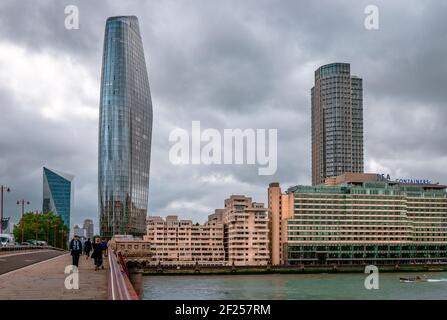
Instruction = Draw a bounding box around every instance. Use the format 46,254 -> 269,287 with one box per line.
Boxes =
377,173 -> 432,185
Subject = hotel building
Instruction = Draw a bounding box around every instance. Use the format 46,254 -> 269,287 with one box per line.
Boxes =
269,173 -> 447,265
144,215 -> 225,265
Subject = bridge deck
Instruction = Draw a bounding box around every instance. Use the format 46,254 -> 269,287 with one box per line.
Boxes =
0,252 -> 109,300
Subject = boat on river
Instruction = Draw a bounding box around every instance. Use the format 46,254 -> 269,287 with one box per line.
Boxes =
399,275 -> 447,283
399,275 -> 427,282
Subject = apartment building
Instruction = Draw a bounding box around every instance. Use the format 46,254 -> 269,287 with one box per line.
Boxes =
222,195 -> 270,266
143,195 -> 270,266
144,215 -> 225,265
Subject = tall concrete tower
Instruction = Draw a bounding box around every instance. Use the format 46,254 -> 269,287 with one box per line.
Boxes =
311,63 -> 364,186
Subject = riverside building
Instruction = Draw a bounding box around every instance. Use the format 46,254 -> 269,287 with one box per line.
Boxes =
143,195 -> 270,266
144,215 -> 225,265
222,195 -> 270,266
109,235 -> 152,258
269,173 -> 447,265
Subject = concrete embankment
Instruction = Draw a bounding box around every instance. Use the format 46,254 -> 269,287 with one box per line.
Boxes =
143,265 -> 447,276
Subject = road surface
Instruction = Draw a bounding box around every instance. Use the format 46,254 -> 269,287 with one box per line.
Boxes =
0,250 -> 65,275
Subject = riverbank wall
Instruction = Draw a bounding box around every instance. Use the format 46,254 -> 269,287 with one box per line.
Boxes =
143,264 -> 447,276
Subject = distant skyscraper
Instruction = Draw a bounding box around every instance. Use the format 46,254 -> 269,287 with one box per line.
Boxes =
83,219 -> 94,239
98,16 -> 153,239
311,63 -> 364,185
73,224 -> 84,238
42,167 -> 74,227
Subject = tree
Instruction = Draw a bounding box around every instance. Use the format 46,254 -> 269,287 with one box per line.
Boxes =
13,211 -> 70,249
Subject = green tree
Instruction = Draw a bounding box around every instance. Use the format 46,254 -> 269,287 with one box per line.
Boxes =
13,211 -> 70,249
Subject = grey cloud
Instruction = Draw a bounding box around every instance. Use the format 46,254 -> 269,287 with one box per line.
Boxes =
0,0 -> 446,230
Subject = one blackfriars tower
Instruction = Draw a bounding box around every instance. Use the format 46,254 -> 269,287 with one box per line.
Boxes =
98,16 -> 153,238
311,63 -> 364,186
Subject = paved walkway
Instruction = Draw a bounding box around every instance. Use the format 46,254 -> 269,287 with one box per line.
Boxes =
0,253 -> 109,300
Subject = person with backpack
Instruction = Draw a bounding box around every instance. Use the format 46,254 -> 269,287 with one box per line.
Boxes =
84,238 -> 92,259
101,239 -> 108,258
91,237 -> 103,271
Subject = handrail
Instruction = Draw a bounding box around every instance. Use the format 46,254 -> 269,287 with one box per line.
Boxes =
108,247 -> 139,300
117,251 -> 129,277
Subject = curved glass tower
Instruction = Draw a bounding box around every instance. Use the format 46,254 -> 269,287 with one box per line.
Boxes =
98,16 -> 153,238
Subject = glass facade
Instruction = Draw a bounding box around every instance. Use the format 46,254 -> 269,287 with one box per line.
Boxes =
42,167 -> 74,227
286,183 -> 447,265
98,16 -> 153,239
311,63 -> 364,185
83,219 -> 94,239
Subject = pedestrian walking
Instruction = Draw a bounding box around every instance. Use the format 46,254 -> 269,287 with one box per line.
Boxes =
84,238 -> 92,259
101,239 -> 108,258
69,235 -> 83,267
91,238 -> 103,271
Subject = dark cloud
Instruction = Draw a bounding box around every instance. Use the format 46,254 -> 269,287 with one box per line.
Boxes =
0,0 -> 446,232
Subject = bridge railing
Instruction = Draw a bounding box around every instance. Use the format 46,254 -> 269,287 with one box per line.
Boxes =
107,247 -> 139,300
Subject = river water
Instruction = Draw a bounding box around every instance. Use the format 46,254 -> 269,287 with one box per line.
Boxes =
143,272 -> 447,300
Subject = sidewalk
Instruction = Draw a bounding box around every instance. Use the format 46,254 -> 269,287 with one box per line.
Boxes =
0,253 -> 109,300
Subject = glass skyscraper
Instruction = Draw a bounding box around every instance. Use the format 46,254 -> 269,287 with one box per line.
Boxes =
83,218 -> 94,239
98,16 -> 153,239
42,167 -> 74,228
311,63 -> 364,186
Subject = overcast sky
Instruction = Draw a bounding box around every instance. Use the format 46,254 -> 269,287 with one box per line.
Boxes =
0,0 -> 446,233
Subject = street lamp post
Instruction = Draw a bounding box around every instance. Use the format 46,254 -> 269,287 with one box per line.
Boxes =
17,200 -> 30,243
0,185 -> 11,234
46,218 -> 50,243
54,222 -> 58,248
35,210 -> 39,243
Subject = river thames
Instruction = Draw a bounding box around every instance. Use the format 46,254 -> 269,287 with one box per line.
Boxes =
143,272 -> 447,300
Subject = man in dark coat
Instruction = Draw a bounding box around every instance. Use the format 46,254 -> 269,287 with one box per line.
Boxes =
69,235 -> 83,267
84,238 -> 92,259
91,237 -> 103,271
